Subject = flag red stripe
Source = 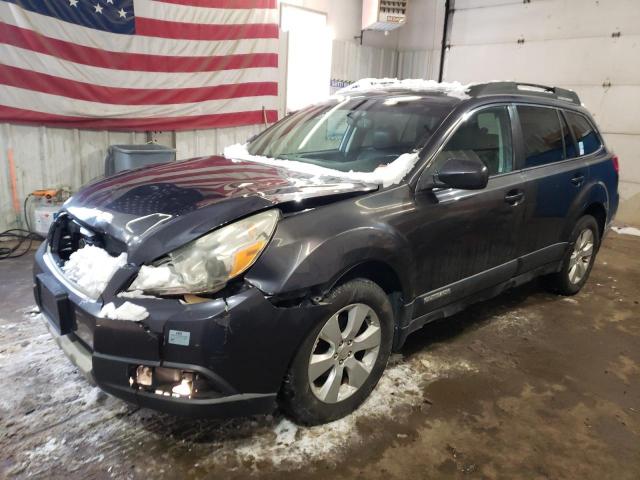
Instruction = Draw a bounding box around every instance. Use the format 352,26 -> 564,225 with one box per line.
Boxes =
0,105 -> 279,131
154,0 -> 277,7
135,18 -> 279,41
0,23 -> 278,73
0,64 -> 277,105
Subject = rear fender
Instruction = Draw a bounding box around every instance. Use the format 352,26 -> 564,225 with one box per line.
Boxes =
564,180 -> 609,240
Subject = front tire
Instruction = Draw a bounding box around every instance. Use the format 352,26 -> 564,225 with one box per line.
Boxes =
279,279 -> 394,425
544,215 -> 600,295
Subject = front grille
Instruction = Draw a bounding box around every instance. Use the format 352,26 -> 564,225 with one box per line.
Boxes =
49,213 -> 125,262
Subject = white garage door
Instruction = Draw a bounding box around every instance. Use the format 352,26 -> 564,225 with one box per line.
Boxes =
444,0 -> 640,224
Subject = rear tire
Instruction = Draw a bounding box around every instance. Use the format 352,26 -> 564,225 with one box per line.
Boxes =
279,279 -> 394,425
543,215 -> 600,295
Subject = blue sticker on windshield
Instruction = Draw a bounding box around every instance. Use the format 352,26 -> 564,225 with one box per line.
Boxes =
168,330 -> 190,346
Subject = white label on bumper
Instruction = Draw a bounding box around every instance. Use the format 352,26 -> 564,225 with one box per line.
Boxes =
168,330 -> 190,346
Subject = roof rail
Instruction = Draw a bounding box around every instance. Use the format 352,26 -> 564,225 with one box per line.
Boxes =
467,82 -> 581,105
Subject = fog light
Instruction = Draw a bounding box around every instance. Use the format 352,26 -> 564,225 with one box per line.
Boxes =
136,365 -> 153,386
171,375 -> 193,397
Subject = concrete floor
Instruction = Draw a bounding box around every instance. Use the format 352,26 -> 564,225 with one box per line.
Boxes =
0,231 -> 638,479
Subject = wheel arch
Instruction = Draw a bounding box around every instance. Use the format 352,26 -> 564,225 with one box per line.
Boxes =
583,202 -> 607,239
565,180 -> 610,241
247,222 -> 417,302
327,260 -> 406,299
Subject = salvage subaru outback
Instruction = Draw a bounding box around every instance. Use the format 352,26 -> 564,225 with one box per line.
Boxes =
34,80 -> 619,425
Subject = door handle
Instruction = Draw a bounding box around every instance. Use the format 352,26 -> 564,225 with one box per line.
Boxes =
504,189 -> 525,205
571,173 -> 585,186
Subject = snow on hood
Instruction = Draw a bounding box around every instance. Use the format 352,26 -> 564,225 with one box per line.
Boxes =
61,245 -> 127,299
337,77 -> 471,101
223,143 -> 419,188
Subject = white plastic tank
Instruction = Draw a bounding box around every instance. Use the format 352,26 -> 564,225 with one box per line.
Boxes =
33,202 -> 61,237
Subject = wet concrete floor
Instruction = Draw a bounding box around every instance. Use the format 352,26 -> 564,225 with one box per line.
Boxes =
0,231 -> 638,479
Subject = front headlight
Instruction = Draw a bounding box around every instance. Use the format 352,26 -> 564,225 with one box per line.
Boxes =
129,210 -> 279,295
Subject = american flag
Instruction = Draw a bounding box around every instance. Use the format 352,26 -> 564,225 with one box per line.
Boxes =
0,0 -> 279,131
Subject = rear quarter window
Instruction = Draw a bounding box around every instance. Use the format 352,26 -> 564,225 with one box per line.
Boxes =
565,111 -> 602,156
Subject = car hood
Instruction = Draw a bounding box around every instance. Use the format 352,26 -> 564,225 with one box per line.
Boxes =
63,155 -> 376,264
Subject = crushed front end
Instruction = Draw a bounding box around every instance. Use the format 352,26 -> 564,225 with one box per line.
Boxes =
33,213 -> 329,418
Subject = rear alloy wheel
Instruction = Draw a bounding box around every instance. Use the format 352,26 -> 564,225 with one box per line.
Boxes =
567,228 -> 595,284
280,279 -> 393,425
544,214 -> 600,295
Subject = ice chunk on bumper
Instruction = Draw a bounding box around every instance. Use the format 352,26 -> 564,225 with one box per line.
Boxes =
100,301 -> 149,321
61,245 -> 127,299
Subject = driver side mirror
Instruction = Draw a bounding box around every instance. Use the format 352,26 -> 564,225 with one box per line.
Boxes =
419,157 -> 489,191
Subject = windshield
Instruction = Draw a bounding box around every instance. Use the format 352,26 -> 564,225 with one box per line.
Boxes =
247,95 -> 456,173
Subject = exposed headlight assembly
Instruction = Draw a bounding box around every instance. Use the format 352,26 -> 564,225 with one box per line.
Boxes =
129,210 -> 279,295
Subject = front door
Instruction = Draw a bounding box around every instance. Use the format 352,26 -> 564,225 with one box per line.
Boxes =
409,104 -> 527,318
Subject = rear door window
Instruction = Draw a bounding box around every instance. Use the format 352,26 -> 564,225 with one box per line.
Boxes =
565,111 -> 602,156
517,106 -> 566,167
560,113 -> 578,159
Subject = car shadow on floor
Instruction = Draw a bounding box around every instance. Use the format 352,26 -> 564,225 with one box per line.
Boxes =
132,279 -> 560,443
400,279 -> 556,357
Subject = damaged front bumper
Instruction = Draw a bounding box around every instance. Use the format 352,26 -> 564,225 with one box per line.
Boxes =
33,242 -> 329,418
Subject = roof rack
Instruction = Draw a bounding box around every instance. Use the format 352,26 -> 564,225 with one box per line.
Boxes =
467,82 -> 581,105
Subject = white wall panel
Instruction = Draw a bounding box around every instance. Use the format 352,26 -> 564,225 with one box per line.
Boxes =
0,123 -> 267,231
454,0 -> 521,9
602,134 -> 640,183
446,37 -> 640,87
452,0 -> 640,45
331,39 -> 397,82
444,0 -> 640,224
0,125 -> 146,231
174,124 -> 263,161
397,49 -> 439,80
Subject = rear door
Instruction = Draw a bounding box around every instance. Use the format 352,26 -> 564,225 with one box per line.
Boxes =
515,104 -> 588,270
410,104 -> 527,317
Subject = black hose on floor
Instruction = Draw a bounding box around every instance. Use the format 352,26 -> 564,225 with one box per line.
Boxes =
0,228 -> 40,259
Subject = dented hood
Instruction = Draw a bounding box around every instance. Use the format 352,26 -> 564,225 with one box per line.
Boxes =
63,155 -> 376,263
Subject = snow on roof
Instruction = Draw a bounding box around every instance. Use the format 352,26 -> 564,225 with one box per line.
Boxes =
223,143 -> 420,188
336,77 -> 471,100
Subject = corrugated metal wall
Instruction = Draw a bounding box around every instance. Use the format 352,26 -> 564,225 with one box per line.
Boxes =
0,35 -> 394,232
443,0 -> 640,225
397,49 -> 439,80
0,124 -> 263,231
331,39 -> 397,82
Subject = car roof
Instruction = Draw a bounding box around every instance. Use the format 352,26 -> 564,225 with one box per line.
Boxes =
337,80 -> 584,111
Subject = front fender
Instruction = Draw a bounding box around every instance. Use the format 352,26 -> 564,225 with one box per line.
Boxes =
246,211 -> 415,300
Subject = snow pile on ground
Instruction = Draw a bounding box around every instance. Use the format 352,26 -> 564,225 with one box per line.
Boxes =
27,437 -> 65,462
612,225 -> 640,237
61,245 -> 127,299
224,143 -> 419,188
99,301 -> 148,321
233,358 -> 423,466
337,78 -> 470,100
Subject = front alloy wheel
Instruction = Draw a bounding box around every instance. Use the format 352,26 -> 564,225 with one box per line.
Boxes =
280,279 -> 394,425
308,303 -> 381,403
